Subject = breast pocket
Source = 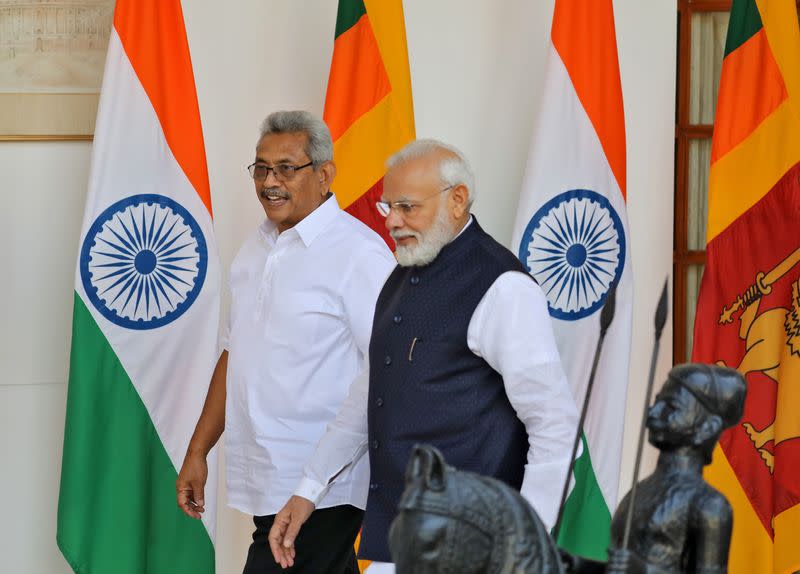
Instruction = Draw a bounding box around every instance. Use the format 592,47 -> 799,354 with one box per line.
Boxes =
407,338 -> 475,392
266,286 -> 344,348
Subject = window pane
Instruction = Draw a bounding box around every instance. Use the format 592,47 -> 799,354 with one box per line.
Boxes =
688,138 -> 711,250
685,264 -> 705,362
690,12 -> 729,124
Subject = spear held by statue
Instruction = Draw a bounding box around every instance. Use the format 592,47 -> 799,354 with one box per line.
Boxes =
621,279 -> 668,550
553,282 -> 617,541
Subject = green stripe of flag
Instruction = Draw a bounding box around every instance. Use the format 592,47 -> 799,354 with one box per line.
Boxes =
556,434 -> 612,560
57,293 -> 213,574
335,0 -> 367,39
724,0 -> 763,57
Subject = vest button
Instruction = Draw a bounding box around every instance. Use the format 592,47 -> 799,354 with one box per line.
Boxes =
369,483 -> 379,491
393,314 -> 402,324
372,439 -> 380,449
384,356 -> 392,366
375,397 -> 384,407
410,275 -> 420,285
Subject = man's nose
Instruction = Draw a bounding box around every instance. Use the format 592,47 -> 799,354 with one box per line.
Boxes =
384,207 -> 403,229
263,168 -> 282,186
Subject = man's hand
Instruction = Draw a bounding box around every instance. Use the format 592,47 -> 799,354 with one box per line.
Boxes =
176,452 -> 208,519
268,495 -> 315,569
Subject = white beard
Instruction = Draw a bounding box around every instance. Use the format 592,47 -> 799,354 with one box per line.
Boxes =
392,203 -> 456,267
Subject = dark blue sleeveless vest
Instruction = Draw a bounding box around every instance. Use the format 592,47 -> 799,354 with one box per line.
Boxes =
359,218 -> 530,562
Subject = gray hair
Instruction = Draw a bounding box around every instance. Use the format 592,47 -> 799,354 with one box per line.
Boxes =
258,111 -> 333,167
387,139 -> 477,206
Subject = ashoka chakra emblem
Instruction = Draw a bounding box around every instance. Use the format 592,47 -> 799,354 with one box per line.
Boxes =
80,194 -> 208,330
518,189 -> 625,321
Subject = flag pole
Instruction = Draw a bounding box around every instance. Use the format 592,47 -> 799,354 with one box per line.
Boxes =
553,283 -> 618,541
621,279 -> 668,549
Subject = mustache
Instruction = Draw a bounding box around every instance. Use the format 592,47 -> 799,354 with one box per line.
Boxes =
260,187 -> 290,200
390,230 -> 420,241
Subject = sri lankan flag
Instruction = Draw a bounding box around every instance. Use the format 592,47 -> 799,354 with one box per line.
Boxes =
323,0 -> 415,247
323,1 -> 414,571
692,1 -> 800,572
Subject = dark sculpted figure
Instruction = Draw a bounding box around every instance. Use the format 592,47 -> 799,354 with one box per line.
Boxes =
388,445 -> 565,574
619,364 -> 745,573
565,363 -> 746,574
389,364 -> 746,574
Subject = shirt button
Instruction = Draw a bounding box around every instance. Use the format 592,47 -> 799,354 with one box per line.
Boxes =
375,397 -> 384,407
372,439 -> 380,449
410,275 -> 420,285
393,314 -> 402,324
369,483 -> 379,491
384,356 -> 392,366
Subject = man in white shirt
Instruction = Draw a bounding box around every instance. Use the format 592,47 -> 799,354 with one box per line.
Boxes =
269,139 -> 579,573
175,111 -> 395,573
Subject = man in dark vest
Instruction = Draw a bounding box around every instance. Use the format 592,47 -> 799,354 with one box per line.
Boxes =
268,139 -> 578,573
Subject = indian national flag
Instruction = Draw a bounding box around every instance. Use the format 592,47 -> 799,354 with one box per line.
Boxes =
56,1 -> 220,572
694,1 -> 800,572
324,0 -> 415,247
511,0 -> 632,560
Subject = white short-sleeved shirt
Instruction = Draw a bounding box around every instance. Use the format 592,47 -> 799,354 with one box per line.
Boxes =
224,195 -> 396,516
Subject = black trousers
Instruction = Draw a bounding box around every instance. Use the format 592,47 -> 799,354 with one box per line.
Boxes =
243,504 -> 364,574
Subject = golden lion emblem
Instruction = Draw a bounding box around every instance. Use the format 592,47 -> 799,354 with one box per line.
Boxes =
717,246 -> 800,473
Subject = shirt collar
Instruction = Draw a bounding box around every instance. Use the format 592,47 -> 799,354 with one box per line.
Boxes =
452,214 -> 474,240
257,193 -> 340,247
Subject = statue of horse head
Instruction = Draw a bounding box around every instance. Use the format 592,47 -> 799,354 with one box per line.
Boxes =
388,445 -> 565,574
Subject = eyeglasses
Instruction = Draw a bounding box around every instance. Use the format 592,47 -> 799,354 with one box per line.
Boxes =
376,185 -> 454,218
247,161 -> 313,182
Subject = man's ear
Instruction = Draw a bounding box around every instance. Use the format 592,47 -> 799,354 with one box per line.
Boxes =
319,161 -> 337,194
693,414 -> 723,446
449,183 -> 469,218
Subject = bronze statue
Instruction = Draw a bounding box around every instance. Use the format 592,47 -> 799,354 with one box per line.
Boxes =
389,364 -> 746,574
388,445 -> 565,574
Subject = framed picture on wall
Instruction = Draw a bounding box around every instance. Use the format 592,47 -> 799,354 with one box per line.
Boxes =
0,0 -> 115,140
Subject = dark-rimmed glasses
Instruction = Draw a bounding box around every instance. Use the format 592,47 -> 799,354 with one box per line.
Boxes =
247,161 -> 313,182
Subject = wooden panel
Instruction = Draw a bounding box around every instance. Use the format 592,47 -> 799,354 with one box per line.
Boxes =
674,0 -> 729,363
0,93 -> 98,138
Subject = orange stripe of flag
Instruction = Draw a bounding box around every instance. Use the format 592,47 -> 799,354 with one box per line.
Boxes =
324,14 -> 392,141
551,0 -> 626,198
711,28 -> 788,164
324,0 -> 415,247
113,0 -> 213,216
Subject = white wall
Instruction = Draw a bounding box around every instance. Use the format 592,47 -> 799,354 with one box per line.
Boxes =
0,1 -> 675,572
613,0 -> 676,506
